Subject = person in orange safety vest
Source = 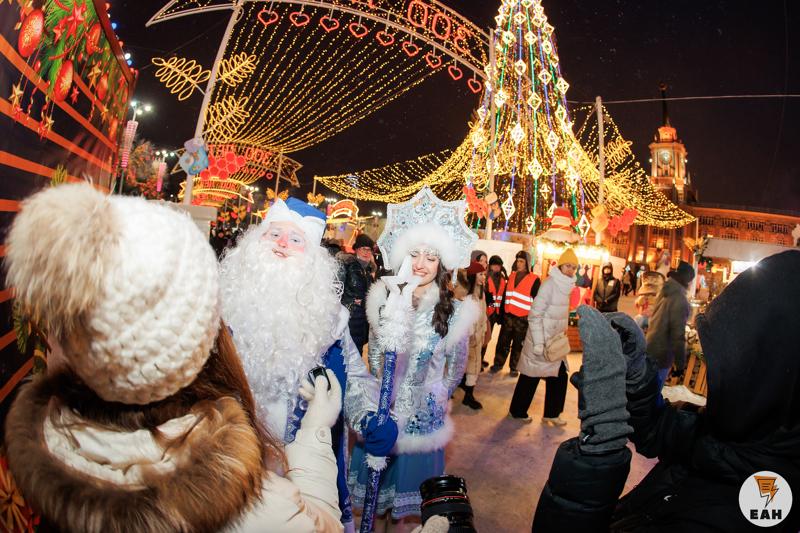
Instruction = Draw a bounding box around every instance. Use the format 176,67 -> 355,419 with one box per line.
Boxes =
490,251 -> 541,376
482,255 -> 508,368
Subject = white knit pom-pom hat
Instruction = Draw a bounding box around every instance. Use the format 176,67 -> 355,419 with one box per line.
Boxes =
5,183 -> 219,405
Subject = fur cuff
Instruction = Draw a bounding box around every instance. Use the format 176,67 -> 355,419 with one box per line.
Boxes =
392,416 -> 455,454
366,281 -> 388,330
443,298 -> 482,351
365,454 -> 389,471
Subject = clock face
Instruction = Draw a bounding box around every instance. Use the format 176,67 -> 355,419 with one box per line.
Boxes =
659,150 -> 673,165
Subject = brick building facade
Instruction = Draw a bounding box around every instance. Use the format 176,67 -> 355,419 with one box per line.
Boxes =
608,93 -> 799,269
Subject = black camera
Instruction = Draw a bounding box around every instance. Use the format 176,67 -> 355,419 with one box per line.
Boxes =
419,475 -> 477,532
307,366 -> 331,391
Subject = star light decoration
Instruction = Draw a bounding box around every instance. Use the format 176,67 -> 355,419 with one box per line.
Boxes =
9,83 -> 23,108
377,186 -> 477,271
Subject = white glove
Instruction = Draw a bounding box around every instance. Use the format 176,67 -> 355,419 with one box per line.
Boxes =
378,256 -> 421,352
298,369 -> 342,430
410,516 -> 450,533
533,343 -> 544,357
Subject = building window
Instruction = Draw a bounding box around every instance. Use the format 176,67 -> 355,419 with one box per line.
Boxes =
772,224 -> 790,234
721,218 -> 739,228
722,231 -> 737,240
699,216 -> 715,226
751,233 -> 765,243
777,236 -> 788,246
746,221 -> 765,232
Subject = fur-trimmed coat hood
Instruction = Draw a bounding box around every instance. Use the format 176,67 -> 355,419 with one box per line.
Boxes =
5,373 -> 264,533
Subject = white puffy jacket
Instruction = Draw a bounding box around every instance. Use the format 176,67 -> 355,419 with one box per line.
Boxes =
518,266 -> 576,378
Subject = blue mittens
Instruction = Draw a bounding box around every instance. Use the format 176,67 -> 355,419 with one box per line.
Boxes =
361,413 -> 399,456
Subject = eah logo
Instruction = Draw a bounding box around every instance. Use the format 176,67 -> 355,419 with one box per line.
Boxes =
739,471 -> 792,527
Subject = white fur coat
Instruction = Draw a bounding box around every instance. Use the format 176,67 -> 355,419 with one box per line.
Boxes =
366,280 -> 480,454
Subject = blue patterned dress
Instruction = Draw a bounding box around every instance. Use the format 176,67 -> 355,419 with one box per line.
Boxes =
348,281 -> 473,518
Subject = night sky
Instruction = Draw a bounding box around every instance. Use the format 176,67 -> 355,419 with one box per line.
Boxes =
118,0 -> 799,211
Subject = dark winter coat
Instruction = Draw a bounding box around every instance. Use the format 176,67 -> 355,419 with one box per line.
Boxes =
340,253 -> 372,345
532,250 -> 800,533
645,278 -> 690,370
594,275 -> 622,312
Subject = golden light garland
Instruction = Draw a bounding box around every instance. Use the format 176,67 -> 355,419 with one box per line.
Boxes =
204,96 -> 251,142
178,175 -> 254,206
571,105 -> 695,228
151,56 -> 211,101
204,2 -> 443,152
218,52 -> 257,87
315,135 -> 473,203
319,0 -> 692,232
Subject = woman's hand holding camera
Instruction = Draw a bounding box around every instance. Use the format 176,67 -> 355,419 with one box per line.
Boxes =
298,369 -> 342,430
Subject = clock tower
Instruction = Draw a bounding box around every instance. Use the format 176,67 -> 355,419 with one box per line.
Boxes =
649,84 -> 688,203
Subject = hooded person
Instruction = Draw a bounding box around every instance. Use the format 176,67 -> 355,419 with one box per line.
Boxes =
491,250 -> 540,376
3,183 -> 346,532
219,197 -> 386,530
646,260 -> 694,386
349,186 -> 480,523
593,261 -> 621,312
532,250 -> 800,532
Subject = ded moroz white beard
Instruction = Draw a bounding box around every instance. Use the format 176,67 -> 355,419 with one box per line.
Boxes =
219,224 -> 342,428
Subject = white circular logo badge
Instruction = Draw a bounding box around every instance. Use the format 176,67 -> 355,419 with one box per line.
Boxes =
739,471 -> 793,527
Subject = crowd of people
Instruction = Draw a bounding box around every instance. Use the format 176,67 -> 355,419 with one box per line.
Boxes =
3,183 -> 798,532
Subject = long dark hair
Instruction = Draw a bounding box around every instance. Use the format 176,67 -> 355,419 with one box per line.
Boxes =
432,264 -> 455,338
467,272 -> 484,300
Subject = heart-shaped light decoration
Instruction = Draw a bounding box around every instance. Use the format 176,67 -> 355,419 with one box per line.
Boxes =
425,52 -> 442,69
375,30 -> 395,46
447,64 -> 464,80
401,40 -> 420,57
349,22 -> 369,38
257,8 -> 279,26
319,15 -> 340,32
289,11 -> 310,27
467,78 -> 483,94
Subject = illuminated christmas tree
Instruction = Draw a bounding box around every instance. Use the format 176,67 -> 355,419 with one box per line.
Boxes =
467,0 -> 588,234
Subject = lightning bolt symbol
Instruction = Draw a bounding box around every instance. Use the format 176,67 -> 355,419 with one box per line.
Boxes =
755,476 -> 779,506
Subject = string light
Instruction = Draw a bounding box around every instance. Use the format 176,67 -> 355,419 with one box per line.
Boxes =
315,136 -> 473,203
151,56 -> 211,101
571,104 -> 695,228
202,2 -> 444,152
218,52 -> 257,87
319,0 -> 693,232
204,96 -> 251,142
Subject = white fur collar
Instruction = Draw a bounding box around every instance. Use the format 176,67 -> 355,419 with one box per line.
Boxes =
365,280 -> 438,327
367,280 -> 481,350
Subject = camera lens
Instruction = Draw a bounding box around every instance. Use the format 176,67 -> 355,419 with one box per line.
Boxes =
419,475 -> 477,532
